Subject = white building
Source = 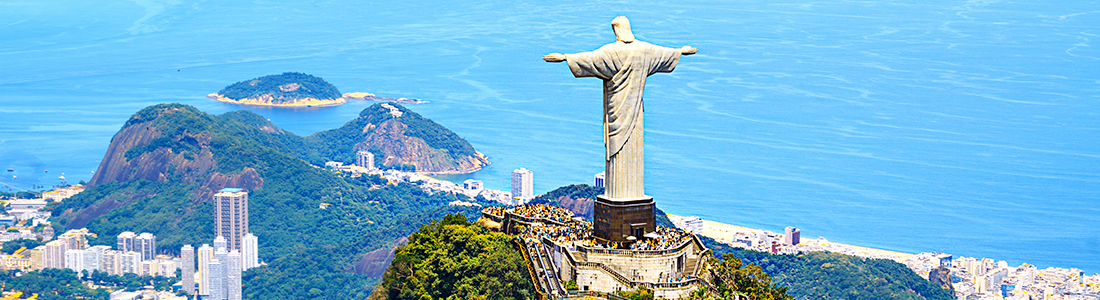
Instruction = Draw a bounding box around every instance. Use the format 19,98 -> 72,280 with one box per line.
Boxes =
683,216 -> 703,234
85,245 -> 110,273
198,244 -> 214,297
594,171 -> 605,188
120,251 -> 141,275
241,233 -> 258,271
357,150 -> 375,170
102,250 -> 121,275
207,258 -> 225,300
64,249 -> 85,273
181,245 -> 195,294
42,240 -> 67,269
136,232 -> 156,261
226,250 -> 242,300
511,168 -> 533,203
117,231 -> 136,253
463,179 -> 484,197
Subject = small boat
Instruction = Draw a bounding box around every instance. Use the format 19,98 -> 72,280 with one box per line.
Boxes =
6,168 -> 12,172
44,170 -> 48,173
59,176 -> 65,180
12,175 -> 15,179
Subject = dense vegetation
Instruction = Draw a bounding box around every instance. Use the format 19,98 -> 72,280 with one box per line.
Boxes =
218,72 -> 342,101
0,269 -> 178,300
370,214 -> 534,300
652,209 -> 950,300
530,184 -> 603,205
0,269 -> 108,300
700,236 -> 953,300
52,104 -> 485,299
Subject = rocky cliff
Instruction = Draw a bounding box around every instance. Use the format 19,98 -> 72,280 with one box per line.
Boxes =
306,103 -> 489,174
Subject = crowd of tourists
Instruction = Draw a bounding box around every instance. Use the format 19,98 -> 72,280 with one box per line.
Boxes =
629,226 -> 692,251
482,206 -> 507,217
482,204 -> 692,252
509,203 -> 576,224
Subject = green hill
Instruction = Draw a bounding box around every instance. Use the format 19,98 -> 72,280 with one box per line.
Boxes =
695,226 -> 954,300
369,214 -> 535,300
219,72 -> 342,101
57,103 -> 490,299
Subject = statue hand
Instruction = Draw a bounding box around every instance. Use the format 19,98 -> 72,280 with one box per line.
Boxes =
680,46 -> 698,55
543,53 -> 566,62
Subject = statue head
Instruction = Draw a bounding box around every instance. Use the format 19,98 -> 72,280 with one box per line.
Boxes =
612,16 -> 635,43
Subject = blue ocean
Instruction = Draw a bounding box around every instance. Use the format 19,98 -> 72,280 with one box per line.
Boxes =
1,0 -> 1097,273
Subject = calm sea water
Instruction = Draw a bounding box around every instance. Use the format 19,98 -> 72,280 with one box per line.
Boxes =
1,0 -> 1097,273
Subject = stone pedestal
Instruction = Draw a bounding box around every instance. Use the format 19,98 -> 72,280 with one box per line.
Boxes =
593,195 -> 655,244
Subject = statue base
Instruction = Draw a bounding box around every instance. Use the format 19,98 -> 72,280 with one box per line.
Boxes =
593,195 -> 655,244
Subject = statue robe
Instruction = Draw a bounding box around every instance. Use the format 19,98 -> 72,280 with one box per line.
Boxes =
566,41 -> 681,198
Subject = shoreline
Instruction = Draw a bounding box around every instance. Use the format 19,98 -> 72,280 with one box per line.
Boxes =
668,215 -> 1100,299
207,93 -> 346,107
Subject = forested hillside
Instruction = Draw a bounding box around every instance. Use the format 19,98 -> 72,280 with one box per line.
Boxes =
218,72 -> 342,101
53,103 -> 489,299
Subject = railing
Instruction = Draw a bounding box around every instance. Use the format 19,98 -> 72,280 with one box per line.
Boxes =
505,211 -> 569,227
514,238 -> 549,300
576,238 -> 693,257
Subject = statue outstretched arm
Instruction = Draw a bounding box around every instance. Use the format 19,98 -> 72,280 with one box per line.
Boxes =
681,46 -> 698,55
543,53 -> 567,62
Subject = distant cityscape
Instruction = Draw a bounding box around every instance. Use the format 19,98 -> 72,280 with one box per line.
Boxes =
669,215 -> 1100,300
0,185 -> 261,300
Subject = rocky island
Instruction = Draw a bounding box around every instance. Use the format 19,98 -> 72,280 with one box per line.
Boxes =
207,72 -> 348,107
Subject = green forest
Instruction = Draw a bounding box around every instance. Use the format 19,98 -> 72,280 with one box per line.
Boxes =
218,72 -> 342,101
369,214 -> 535,300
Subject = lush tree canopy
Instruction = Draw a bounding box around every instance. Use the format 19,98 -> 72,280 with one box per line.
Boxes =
219,72 -> 342,101
371,214 -> 535,300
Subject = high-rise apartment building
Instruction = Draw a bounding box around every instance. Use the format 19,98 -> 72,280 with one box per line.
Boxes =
85,245 -> 109,273
57,228 -> 90,251
214,188 -> 249,250
226,250 -> 242,300
101,250 -> 120,275
42,240 -> 66,269
136,232 -> 156,261
64,249 -> 85,273
594,171 -> 605,188
784,226 -> 801,246
198,244 -> 214,296
207,258 -> 225,300
118,231 -> 156,261
511,168 -> 534,202
241,233 -> 258,270
181,245 -> 195,295
120,251 -> 141,274
117,231 -> 136,253
357,150 -> 375,170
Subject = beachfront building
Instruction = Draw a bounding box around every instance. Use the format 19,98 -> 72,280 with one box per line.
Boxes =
511,168 -> 533,203
682,216 -> 703,234
214,188 -> 249,250
784,227 -> 801,246
594,171 -> 605,188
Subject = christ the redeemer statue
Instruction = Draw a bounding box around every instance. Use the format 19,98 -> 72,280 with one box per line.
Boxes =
545,16 -> 696,243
